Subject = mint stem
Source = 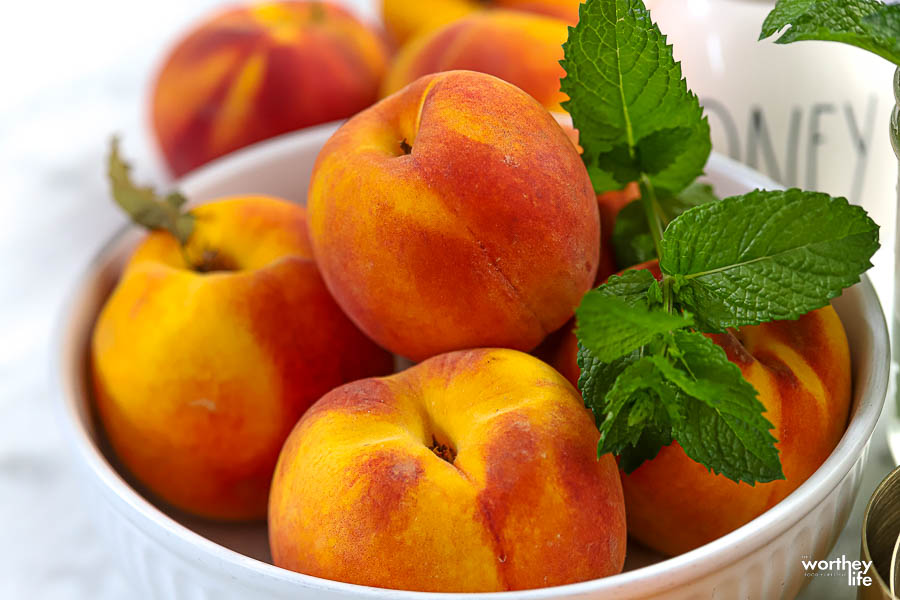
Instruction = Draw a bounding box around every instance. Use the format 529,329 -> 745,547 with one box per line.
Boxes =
638,174 -> 676,314
639,174 -> 664,259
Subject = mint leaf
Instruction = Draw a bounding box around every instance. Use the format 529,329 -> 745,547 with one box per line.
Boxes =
619,425 -> 673,473
650,331 -> 783,484
577,343 -> 635,400
577,329 -> 782,481
660,189 -> 879,331
560,0 -> 711,194
578,347 -> 675,468
596,359 -> 660,451
576,284 -> 691,362
599,358 -> 674,447
864,4 -> 900,40
760,0 -> 900,65
613,182 -> 719,268
596,268 -> 658,304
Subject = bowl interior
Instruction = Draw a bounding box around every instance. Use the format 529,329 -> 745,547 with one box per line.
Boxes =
59,124 -> 890,595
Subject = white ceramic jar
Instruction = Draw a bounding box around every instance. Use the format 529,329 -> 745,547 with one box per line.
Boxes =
648,0 -> 895,207
647,0 -> 896,308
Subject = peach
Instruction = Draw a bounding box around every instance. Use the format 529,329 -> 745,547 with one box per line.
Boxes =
381,0 -> 583,44
382,11 -> 571,112
622,305 -> 851,555
307,70 -> 600,362
545,261 -> 851,555
269,348 -> 626,592
151,1 -> 391,177
553,118 -> 639,280
91,196 -> 394,520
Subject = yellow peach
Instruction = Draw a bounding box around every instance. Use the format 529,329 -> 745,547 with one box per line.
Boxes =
543,261 -> 852,555
269,348 -> 627,591
151,1 -> 391,176
622,305 -> 851,555
381,0 -> 583,44
382,11 -> 570,111
91,196 -> 394,520
307,70 -> 600,361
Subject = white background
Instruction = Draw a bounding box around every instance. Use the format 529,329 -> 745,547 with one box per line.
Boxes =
0,1 -> 894,599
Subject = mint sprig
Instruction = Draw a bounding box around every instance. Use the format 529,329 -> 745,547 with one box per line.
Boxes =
661,189 -> 879,332
760,0 -> 900,65
578,349 -> 674,470
564,0 -> 880,484
576,276 -> 692,362
577,323 -> 783,483
654,331 -> 782,483
560,0 -> 711,195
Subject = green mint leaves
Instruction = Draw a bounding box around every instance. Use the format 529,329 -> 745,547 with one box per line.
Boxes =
661,189 -> 879,332
576,271 -> 691,362
563,0 -> 880,484
577,267 -> 784,483
108,137 -> 194,245
653,331 -> 782,484
560,0 -> 711,194
576,189 -> 877,482
760,0 -> 900,65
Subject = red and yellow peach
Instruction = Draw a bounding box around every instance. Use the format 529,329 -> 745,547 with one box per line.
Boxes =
545,261 -> 852,555
307,70 -> 600,361
151,1 -> 391,176
91,196 -> 394,520
269,348 -> 627,591
382,11 -> 571,112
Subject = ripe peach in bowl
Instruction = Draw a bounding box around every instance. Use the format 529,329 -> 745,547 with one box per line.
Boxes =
381,0 -> 583,44
308,70 -> 599,362
151,1 -> 391,177
381,11 -> 571,112
543,259 -> 853,557
90,188 -> 394,520
269,348 -> 627,592
56,124 -> 888,599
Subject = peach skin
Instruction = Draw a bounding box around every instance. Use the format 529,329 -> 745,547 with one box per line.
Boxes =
307,70 -> 600,361
382,11 -> 570,112
91,196 -> 394,520
544,261 -> 851,556
151,1 -> 391,176
269,348 -> 627,592
622,304 -> 851,556
381,0 -> 583,44
552,116 -> 639,280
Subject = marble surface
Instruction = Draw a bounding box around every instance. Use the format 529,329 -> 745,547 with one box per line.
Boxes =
0,2 -> 374,599
0,1 -> 896,599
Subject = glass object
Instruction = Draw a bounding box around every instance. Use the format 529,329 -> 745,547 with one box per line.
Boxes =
888,68 -> 900,466
859,463 -> 900,599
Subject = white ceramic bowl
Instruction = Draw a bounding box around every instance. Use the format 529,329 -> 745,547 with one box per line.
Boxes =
55,123 -> 889,600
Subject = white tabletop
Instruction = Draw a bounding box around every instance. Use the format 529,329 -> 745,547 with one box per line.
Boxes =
0,1 -> 894,598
